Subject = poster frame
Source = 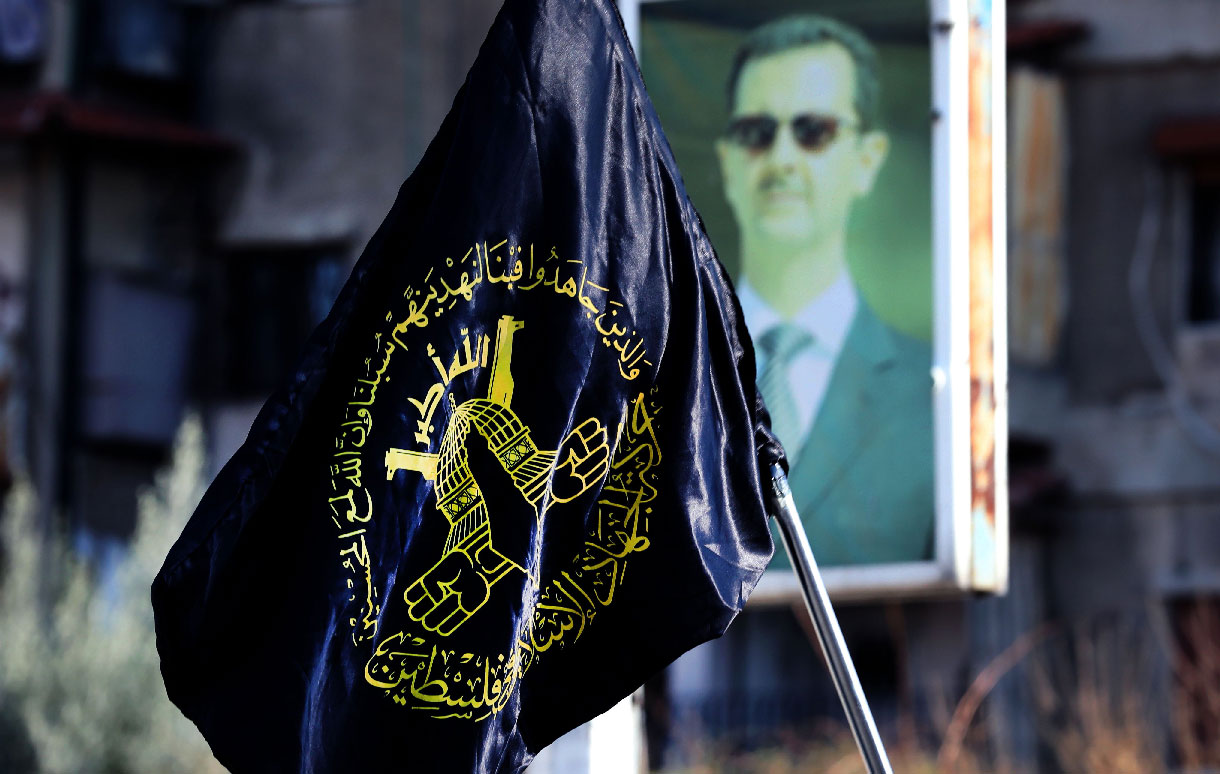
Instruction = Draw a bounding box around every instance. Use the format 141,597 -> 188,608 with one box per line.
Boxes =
621,0 -> 1008,599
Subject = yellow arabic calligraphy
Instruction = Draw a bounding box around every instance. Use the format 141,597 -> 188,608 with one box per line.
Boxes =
387,240 -> 651,381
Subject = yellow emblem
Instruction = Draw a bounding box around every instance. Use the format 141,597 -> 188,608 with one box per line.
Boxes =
324,239 -> 659,720
384,315 -> 611,636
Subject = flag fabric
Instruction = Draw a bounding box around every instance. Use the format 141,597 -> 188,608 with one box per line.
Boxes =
152,0 -> 782,769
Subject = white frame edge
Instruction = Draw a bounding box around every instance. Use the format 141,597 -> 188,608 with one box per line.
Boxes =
989,0 -> 1010,595
932,0 -> 973,592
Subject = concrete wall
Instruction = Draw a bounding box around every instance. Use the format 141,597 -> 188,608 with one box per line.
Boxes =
1008,57 -> 1220,613
207,0 -> 501,255
1019,0 -> 1220,63
208,0 -> 411,249
1054,63 -> 1220,403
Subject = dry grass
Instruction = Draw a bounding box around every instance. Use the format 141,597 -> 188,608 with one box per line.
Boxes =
1028,617 -> 1167,774
658,722 -> 964,774
1169,599 -> 1220,771
659,605 -> 1220,774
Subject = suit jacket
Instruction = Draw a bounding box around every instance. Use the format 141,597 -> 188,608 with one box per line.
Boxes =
775,302 -> 935,567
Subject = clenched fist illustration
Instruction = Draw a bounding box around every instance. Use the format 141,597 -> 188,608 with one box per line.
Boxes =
548,417 -> 611,503
403,549 -> 490,635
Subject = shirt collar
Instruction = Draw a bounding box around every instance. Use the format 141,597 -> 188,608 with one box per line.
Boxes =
737,271 -> 858,357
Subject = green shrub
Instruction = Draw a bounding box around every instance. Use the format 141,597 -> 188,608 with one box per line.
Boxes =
0,417 -> 222,774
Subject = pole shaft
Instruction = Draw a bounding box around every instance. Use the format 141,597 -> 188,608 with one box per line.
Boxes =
768,464 -> 894,774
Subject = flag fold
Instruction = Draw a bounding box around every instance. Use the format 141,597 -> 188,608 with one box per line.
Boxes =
153,0 -> 781,769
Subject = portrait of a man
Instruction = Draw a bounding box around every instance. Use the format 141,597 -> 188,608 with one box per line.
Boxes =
715,14 -> 934,566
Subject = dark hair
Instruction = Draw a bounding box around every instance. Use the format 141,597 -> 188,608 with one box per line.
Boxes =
726,14 -> 881,130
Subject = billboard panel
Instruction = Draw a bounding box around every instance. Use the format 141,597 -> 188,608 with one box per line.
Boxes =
624,0 -> 1007,597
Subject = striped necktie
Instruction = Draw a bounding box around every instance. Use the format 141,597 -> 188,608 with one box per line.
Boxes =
758,324 -> 815,457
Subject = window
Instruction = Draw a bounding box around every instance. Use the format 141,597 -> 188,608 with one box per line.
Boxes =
0,0 -> 47,65
1186,182 -> 1220,325
97,0 -> 186,82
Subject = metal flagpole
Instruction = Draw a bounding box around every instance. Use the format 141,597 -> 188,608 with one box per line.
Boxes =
767,464 -> 894,774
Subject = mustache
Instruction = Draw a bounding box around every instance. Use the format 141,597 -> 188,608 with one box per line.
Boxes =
757,174 -> 808,194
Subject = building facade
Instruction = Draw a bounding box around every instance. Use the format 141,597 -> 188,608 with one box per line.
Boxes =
5,0 -> 1220,770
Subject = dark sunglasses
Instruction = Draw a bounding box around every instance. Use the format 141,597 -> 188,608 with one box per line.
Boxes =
723,113 -> 856,153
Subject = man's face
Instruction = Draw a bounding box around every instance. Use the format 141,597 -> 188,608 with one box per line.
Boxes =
717,43 -> 888,252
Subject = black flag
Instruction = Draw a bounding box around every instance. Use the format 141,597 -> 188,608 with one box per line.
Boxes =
153,0 -> 782,769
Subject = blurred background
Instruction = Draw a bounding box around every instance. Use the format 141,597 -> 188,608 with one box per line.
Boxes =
1,0 -> 1220,772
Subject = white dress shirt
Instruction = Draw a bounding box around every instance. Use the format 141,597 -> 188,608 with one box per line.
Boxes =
738,272 -> 858,466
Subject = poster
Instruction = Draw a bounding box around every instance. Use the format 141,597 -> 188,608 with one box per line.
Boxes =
632,0 -> 1007,595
